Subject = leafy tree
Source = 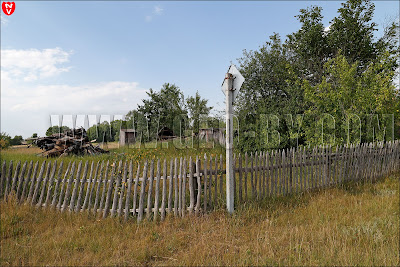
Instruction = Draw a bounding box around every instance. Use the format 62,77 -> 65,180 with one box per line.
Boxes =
0,132 -> 11,149
32,133 -> 38,138
10,135 -> 23,146
285,6 -> 329,85
136,83 -> 188,141
46,126 -> 70,136
328,0 -> 377,69
236,34 -> 306,151
235,0 -> 399,150
186,91 -> 212,134
303,52 -> 399,145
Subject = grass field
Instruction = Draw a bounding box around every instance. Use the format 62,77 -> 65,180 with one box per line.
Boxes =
1,140 -> 226,165
1,172 -> 398,266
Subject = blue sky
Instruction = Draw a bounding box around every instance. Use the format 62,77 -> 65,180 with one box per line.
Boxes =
1,1 -> 399,138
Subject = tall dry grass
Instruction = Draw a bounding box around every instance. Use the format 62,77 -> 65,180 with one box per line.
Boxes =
1,173 -> 399,266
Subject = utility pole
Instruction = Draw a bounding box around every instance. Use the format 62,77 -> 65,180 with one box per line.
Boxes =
225,73 -> 234,214
221,64 -> 244,214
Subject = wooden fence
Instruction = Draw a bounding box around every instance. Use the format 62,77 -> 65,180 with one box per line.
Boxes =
1,141 -> 399,222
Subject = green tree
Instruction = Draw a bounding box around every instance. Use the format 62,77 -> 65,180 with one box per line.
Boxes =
10,135 -> 23,146
236,33 -> 306,151
136,83 -> 188,141
0,132 -> 11,149
186,91 -> 212,134
285,6 -> 329,85
303,52 -> 399,145
235,0 -> 399,150
46,126 -> 70,136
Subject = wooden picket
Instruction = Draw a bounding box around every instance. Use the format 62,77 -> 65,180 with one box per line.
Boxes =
1,140 -> 399,222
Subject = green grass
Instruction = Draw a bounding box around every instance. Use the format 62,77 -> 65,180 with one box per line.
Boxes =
1,173 -> 399,266
0,140 -> 226,166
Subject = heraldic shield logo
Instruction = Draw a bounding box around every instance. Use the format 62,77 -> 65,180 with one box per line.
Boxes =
2,2 -> 15,16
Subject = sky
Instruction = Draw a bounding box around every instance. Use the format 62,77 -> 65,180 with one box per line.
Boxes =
1,1 -> 399,138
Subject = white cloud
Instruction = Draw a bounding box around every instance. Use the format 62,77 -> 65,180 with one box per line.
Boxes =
1,14 -> 9,25
145,5 -> 163,22
154,6 -> 163,15
1,81 -> 148,137
145,15 -> 153,22
1,47 -> 147,138
3,81 -> 147,113
1,47 -> 72,82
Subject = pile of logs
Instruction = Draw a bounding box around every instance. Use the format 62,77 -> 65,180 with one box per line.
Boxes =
34,128 -> 109,157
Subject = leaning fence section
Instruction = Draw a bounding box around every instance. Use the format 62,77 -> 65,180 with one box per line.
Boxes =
1,141 -> 399,222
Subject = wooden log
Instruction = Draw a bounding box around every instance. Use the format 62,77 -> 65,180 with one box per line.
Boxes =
50,161 -> 64,208
82,162 -> 95,211
20,161 -> 34,202
337,146 -> 343,185
137,161 -> 148,222
0,160 -> 6,198
309,148 -> 314,189
265,152 -> 270,197
118,161 -> 128,217
160,159 -> 167,220
282,150 -> 287,195
233,153 -> 236,200
124,161 -> 134,221
132,163 -> 141,218
238,154 -> 243,202
61,161 -> 77,212
31,161 -> 46,205
262,152 -> 266,197
75,161 -> 89,212
87,161 -> 101,212
259,152 -> 263,198
278,150 -> 283,195
258,152 -> 262,196
254,152 -> 258,198
10,161 -> 21,197
98,161 -> 110,214
208,156 -> 212,206
167,159 -> 173,214
111,161 -> 123,217
219,154 -> 223,199
188,157 -> 194,214
92,160 -> 107,215
305,147 -> 310,191
56,162 -> 71,210
299,148 -> 304,192
214,156 -> 218,206
304,147 -> 308,190
68,161 -> 82,211
103,161 -> 117,218
68,161 -> 83,211
173,158 -> 178,217
16,161 -> 28,200
244,153 -> 248,199
154,159 -> 161,221
271,150 -> 277,196
182,158 -> 187,217
250,153 -> 254,198
146,160 -> 155,220
195,156 -> 201,215
37,161 -> 52,207
178,157 -> 182,216
4,160 -> 13,200
203,154 -> 208,212
43,161 -> 57,207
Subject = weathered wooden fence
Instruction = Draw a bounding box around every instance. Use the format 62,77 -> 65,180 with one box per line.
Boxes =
1,141 -> 399,222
